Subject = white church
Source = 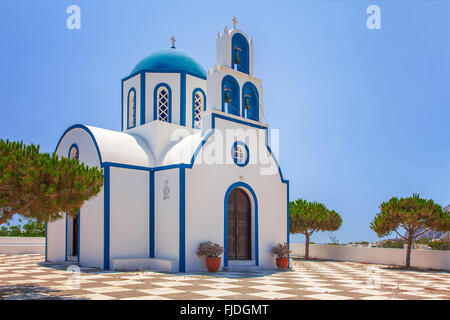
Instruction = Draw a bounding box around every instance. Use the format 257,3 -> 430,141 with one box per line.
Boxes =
46,20 -> 289,272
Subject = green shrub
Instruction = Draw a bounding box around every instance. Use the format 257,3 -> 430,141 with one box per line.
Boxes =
0,218 -> 45,237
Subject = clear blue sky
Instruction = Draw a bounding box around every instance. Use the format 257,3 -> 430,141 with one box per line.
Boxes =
0,0 -> 449,243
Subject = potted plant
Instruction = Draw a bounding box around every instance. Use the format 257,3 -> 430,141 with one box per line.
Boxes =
196,241 -> 224,272
270,242 -> 291,270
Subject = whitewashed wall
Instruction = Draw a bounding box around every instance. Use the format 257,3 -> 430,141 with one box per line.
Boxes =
46,216 -> 65,260
48,128 -> 103,266
185,115 -> 287,272
0,237 -> 45,254
79,190 -> 104,268
109,167 -> 149,261
129,121 -> 194,165
123,74 -> 141,130
290,243 -> 450,271
154,168 -> 179,268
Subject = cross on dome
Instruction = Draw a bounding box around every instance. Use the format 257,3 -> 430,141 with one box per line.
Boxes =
232,17 -> 238,29
170,35 -> 176,48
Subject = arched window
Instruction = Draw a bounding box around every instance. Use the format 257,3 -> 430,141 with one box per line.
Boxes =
192,88 -> 206,129
154,84 -> 172,122
68,144 -> 79,160
231,33 -> 250,74
222,75 -> 240,116
242,82 -> 259,121
127,88 -> 136,129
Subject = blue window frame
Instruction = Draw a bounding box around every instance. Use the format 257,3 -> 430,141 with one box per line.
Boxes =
127,88 -> 137,129
231,33 -> 250,74
242,82 -> 259,121
192,88 -> 206,129
154,83 -> 172,122
231,141 -> 249,167
68,144 -> 79,160
222,75 -> 240,116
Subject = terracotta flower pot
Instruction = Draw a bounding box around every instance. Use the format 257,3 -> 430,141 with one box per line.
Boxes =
205,257 -> 221,272
276,257 -> 289,270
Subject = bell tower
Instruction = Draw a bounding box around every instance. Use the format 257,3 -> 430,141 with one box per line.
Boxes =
206,18 -> 263,122
216,17 -> 254,75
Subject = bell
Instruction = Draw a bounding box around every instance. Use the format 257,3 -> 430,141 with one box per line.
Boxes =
224,90 -> 232,104
234,47 -> 241,65
245,96 -> 251,110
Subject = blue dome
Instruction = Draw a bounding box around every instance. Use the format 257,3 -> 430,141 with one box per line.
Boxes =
131,49 -> 207,78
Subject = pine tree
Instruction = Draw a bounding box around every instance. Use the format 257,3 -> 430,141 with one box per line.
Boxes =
0,139 -> 104,224
371,194 -> 450,268
289,199 -> 342,259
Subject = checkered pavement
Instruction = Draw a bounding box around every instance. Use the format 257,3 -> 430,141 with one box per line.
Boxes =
0,254 -> 449,300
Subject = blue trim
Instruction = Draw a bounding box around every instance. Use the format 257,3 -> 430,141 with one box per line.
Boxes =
231,141 -> 249,167
153,83 -> 172,123
211,112 -> 267,130
55,124 -> 103,164
140,73 -> 146,125
179,167 -> 186,272
102,162 -> 152,172
180,73 -> 186,126
103,165 -> 110,270
149,170 -> 155,258
127,88 -> 137,129
224,182 -> 259,267
221,75 -> 240,116
192,88 -> 206,129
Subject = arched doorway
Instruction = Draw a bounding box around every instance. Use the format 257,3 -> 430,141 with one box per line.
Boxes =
227,188 -> 251,260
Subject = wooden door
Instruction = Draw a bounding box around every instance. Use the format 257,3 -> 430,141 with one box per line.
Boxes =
228,189 -> 251,260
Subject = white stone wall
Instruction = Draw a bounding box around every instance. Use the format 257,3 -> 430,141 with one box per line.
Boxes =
0,237 -> 45,254
109,167 -> 149,261
154,168 -> 180,268
48,128 -> 104,267
290,243 -> 450,271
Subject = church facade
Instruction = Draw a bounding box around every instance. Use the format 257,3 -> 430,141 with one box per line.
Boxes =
46,22 -> 289,272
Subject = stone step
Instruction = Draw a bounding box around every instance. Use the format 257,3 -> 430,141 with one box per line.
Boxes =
111,258 -> 177,272
223,260 -> 263,272
222,265 -> 264,272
